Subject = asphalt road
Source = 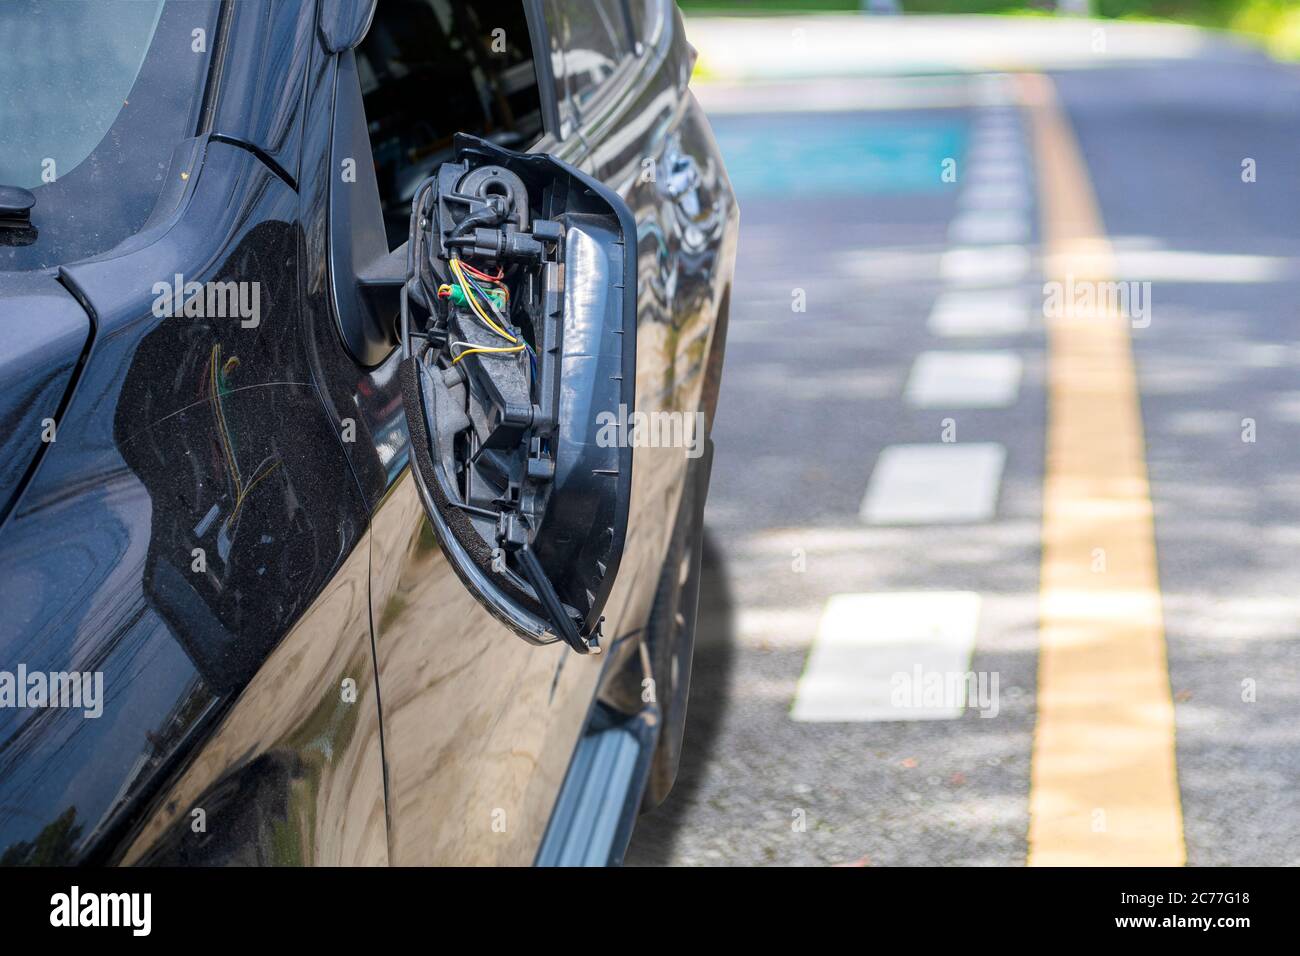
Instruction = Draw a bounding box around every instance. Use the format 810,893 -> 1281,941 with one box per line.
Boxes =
627,34 -> 1300,866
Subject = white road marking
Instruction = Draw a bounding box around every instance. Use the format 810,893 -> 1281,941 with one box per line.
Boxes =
791,592 -> 984,722
972,165 -> 1029,189
905,351 -> 1023,408
939,245 -> 1031,285
972,75 -> 1015,106
861,442 -> 1006,524
972,139 -> 1019,161
970,121 -> 1022,138
967,139 -> 1023,163
959,180 -> 1033,209
972,118 -> 1020,138
928,289 -> 1031,337
948,209 -> 1030,244
972,117 -> 1021,132
968,128 -> 1023,150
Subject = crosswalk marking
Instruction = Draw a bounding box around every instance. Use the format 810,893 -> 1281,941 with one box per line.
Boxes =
861,442 -> 1006,525
792,592 -> 983,722
906,351 -> 1023,408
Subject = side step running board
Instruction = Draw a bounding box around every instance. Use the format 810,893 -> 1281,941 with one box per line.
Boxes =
534,705 -> 659,867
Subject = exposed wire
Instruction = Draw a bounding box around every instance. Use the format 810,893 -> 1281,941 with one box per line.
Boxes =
458,260 -> 505,284
460,265 -> 518,333
459,264 -> 509,308
438,282 -> 506,310
449,256 -> 516,342
449,339 -> 526,366
457,266 -> 537,386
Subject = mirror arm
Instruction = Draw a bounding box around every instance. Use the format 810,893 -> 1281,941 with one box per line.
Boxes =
355,244 -> 408,343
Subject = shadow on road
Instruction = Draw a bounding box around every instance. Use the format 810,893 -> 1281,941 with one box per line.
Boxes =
625,530 -> 736,865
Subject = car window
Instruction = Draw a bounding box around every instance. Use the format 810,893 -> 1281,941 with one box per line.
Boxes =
0,0 -> 220,272
544,0 -> 634,132
356,0 -> 545,250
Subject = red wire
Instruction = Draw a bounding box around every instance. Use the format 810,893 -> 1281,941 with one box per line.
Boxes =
459,261 -> 504,283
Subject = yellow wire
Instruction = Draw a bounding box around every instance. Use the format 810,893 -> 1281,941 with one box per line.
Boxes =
450,343 -> 525,366
452,258 -> 512,339
449,257 -> 516,342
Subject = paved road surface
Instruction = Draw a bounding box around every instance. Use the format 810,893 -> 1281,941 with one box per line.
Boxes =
627,19 -> 1300,866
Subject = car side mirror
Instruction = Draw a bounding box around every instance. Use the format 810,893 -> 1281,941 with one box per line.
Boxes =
394,134 -> 636,654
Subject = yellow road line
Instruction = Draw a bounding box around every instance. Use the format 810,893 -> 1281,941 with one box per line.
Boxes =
1018,73 -> 1185,866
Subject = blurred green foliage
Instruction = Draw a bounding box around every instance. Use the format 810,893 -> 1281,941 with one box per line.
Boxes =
678,0 -> 1300,58
678,0 -> 1287,25
1092,0 -> 1292,28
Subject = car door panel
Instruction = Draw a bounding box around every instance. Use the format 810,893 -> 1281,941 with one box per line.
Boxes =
369,472 -> 605,864
567,3 -> 738,705
0,0 -> 737,869
119,523 -> 385,866
335,0 -> 629,865
362,0 -> 736,865
0,125 -> 385,864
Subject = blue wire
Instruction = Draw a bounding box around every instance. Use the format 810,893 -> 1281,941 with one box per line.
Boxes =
461,269 -> 511,332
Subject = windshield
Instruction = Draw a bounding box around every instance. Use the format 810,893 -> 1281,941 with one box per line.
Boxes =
0,0 -> 220,271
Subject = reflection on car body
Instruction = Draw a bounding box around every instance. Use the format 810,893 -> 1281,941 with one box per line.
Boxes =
0,0 -> 735,867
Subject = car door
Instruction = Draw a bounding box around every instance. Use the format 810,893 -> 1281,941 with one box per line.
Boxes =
321,0 -> 616,865
537,3 -> 676,653
548,0 -> 734,713
0,0 -> 388,866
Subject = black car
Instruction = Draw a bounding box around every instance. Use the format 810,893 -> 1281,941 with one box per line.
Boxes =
0,0 -> 736,866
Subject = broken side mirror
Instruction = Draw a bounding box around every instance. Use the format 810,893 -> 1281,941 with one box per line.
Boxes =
395,134 -> 636,654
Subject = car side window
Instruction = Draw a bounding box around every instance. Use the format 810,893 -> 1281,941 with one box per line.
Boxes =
544,0 -> 635,136
356,0 -> 545,249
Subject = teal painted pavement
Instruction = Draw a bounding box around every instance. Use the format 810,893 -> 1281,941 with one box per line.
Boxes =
712,116 -> 965,200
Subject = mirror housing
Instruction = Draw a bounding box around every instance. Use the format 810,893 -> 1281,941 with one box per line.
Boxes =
399,135 -> 636,654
